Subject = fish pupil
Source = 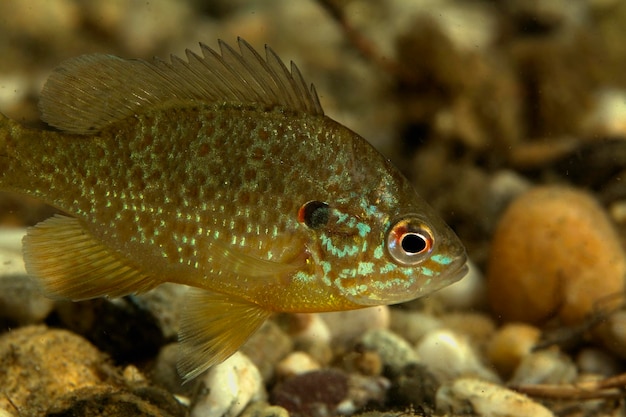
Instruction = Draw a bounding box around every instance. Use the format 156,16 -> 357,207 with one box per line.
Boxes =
401,233 -> 428,254
299,201 -> 330,229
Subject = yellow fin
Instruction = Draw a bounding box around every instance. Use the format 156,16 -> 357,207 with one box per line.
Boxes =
40,37 -> 323,134
203,236 -> 305,278
177,288 -> 272,382
23,215 -> 160,300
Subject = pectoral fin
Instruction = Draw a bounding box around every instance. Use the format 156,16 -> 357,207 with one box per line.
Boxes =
23,215 -> 160,300
177,288 -> 272,382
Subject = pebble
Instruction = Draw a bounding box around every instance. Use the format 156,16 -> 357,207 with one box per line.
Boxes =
509,350 -> 577,385
190,351 -> 265,417
487,323 -> 541,378
359,329 -> 418,375
576,347 -> 622,377
54,296 -> 166,364
415,329 -> 500,383
271,369 -> 349,417
436,377 -> 555,417
388,363 -> 441,409
134,283 -> 188,339
151,343 -> 187,395
319,306 -> 390,346
275,351 -> 321,379
339,348 -> 383,376
271,368 -> 388,417
241,320 -> 293,382
487,186 -> 626,324
592,310 -> 626,361
435,260 -> 487,310
240,402 -> 289,417
584,88 -> 626,137
0,325 -> 106,414
279,312 -> 331,346
0,229 -> 54,325
440,312 -> 497,350
388,309 -> 443,344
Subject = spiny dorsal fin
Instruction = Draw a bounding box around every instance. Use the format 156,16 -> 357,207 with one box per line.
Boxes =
39,38 -> 324,134
177,288 -> 272,382
23,215 -> 160,300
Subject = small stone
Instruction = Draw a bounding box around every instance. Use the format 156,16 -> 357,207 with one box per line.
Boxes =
487,323 -> 541,378
0,325 -> 107,414
509,350 -> 577,385
487,186 -> 626,325
281,312 -> 331,345
271,369 -> 387,417
241,320 -> 293,382
415,329 -> 499,383
576,348 -> 622,376
436,378 -> 555,417
435,260 -> 487,310
275,351 -> 321,379
271,369 -> 349,417
0,230 -> 54,325
294,337 -> 333,368
440,312 -> 497,350
134,283 -> 188,339
388,363 -> 440,410
320,306 -> 390,346
584,88 -> 626,137
240,402 -> 289,417
190,351 -> 265,417
54,296 -> 166,364
359,329 -> 418,375
590,310 -> 626,361
389,309 -> 443,345
151,343 -> 187,395
337,373 -> 389,415
339,349 -> 383,376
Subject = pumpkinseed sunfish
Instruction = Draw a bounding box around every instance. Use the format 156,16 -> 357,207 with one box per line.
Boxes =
0,38 -> 467,381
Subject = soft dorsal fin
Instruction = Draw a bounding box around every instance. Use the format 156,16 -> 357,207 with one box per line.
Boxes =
39,38 -> 324,134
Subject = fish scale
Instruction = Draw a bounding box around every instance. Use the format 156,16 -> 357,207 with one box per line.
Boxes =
0,38 -> 468,381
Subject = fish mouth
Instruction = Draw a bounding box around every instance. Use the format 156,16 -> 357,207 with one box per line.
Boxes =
445,251 -> 469,283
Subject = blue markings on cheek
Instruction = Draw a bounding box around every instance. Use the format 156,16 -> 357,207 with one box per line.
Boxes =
357,262 -> 374,275
356,222 -> 371,237
320,233 -> 360,258
419,267 -> 434,277
431,254 -> 453,266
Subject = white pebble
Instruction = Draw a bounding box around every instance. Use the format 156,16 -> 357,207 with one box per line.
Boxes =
289,313 -> 331,345
435,260 -> 486,310
0,228 -> 55,324
389,310 -> 443,344
190,352 -> 265,417
436,378 -> 554,417
360,329 -> 417,374
320,306 -> 390,345
415,329 -> 499,382
509,350 -> 577,385
275,351 -> 321,379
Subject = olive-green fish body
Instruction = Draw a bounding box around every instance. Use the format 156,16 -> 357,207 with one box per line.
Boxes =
0,39 -> 467,380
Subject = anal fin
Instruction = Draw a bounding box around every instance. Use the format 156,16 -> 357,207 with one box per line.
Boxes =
23,215 -> 160,300
177,288 -> 272,382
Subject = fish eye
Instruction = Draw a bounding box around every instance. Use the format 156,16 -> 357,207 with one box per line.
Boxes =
386,217 -> 434,266
298,200 -> 330,229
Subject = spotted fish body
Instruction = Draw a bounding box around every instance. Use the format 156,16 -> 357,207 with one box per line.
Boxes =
0,39 -> 467,380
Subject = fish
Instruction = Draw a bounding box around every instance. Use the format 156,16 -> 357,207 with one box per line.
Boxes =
0,38 -> 467,381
